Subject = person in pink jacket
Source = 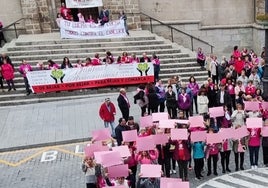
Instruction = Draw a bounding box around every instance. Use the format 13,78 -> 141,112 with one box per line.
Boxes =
248,127 -> 261,169
19,59 -> 32,95
1,59 -> 15,91
136,149 -> 158,164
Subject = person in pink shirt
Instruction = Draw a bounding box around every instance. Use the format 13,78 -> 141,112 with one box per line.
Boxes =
205,128 -> 221,176
92,53 -> 102,66
136,149 -> 158,164
129,53 -> 139,63
87,15 -> 95,24
226,78 -> 236,110
19,59 -> 32,95
245,80 -> 256,97
151,54 -> 160,83
47,59 -> 60,70
121,52 -> 130,63
0,59 -> 16,91
248,127 -> 261,169
232,46 -> 241,61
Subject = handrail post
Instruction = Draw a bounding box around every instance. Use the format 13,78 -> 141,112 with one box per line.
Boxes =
149,17 -> 153,33
191,37 -> 194,51
14,23 -> 18,38
211,46 -> 213,54
171,28 -> 174,42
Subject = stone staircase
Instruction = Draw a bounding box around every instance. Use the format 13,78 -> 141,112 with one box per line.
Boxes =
0,30 -> 207,106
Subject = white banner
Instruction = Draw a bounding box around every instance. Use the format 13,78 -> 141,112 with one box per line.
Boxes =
65,0 -> 103,8
60,19 -> 127,39
26,63 -> 154,93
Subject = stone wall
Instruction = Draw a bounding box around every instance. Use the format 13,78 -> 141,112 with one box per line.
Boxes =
21,0 -> 51,34
103,0 -> 141,29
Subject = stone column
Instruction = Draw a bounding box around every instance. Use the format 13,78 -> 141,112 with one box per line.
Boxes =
20,0 -> 51,34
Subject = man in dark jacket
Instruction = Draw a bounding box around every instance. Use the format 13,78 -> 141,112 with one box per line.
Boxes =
115,118 -> 127,146
216,83 -> 232,111
117,88 -> 130,121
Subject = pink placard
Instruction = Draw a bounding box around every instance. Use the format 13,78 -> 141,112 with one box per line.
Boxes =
152,134 -> 169,145
262,126 -> 268,137
171,128 -> 188,140
190,131 -> 206,142
152,112 -> 169,121
94,151 -> 111,164
160,177 -> 182,188
158,119 -> 176,128
262,101 -> 268,110
167,182 -> 189,188
140,164 -> 162,177
246,118 -> 263,128
189,116 -> 204,128
140,115 -> 153,128
219,128 -> 235,140
122,129 -> 137,142
100,151 -> 123,167
92,128 -> 111,141
107,164 -> 129,178
209,106 -> 224,118
84,142 -> 109,157
136,136 -> 155,151
244,101 -> 260,111
233,126 -> 249,139
206,133 -> 223,144
112,145 -> 131,158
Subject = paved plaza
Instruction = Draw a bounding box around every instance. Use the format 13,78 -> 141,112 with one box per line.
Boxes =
0,91 -> 268,188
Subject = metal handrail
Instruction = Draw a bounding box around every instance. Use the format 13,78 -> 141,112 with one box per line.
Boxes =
2,18 -> 25,38
140,12 -> 214,53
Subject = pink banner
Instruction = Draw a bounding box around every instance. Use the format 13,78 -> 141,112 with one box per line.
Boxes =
233,126 -> 249,139
189,116 -> 204,128
107,164 -> 129,178
152,112 -> 169,121
244,101 -> 260,111
84,142 -> 109,157
136,136 -> 155,151
158,119 -> 176,128
219,128 -> 235,140
262,126 -> 268,137
100,151 -> 123,167
171,128 -> 188,140
190,131 -> 206,142
206,133 -> 223,144
140,164 -> 162,177
92,128 -> 111,141
152,134 -> 169,145
122,130 -> 137,142
167,182 -> 189,188
246,118 -> 263,128
209,106 -> 224,118
160,178 -> 182,188
112,145 -> 131,158
140,115 -> 153,128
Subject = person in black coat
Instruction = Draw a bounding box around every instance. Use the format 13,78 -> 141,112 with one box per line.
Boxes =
115,118 -> 127,146
147,87 -> 159,115
117,88 -> 130,121
165,85 -> 177,119
216,83 -> 232,111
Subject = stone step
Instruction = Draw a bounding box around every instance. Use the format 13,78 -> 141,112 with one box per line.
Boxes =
160,71 -> 207,78
14,36 -> 157,46
8,40 -> 165,51
9,48 -> 182,61
160,66 -> 206,73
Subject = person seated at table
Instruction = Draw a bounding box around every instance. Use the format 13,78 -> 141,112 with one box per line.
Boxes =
77,12 -> 85,23
87,15 -> 95,24
60,2 -> 71,20
92,53 -> 102,65
121,52 -> 130,63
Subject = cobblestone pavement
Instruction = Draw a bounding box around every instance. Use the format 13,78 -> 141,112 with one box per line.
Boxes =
0,142 -> 267,188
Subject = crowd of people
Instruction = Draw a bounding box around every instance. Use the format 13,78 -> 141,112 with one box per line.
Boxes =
81,45 -> 268,188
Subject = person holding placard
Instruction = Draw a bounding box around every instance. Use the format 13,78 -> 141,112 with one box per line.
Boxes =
231,103 -> 246,127
262,120 -> 268,167
136,149 -> 158,165
248,127 -> 261,169
115,118 -> 128,146
170,139 -> 190,181
221,105 -> 232,128
156,142 -> 171,177
205,128 -> 221,176
220,138 -> 232,173
232,126 -> 247,171
192,141 -> 205,180
82,156 -> 102,188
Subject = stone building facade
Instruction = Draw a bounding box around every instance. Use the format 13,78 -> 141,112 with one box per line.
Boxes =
0,0 -> 267,55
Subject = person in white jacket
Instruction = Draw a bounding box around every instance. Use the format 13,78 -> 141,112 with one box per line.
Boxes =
197,88 -> 209,115
231,103 -> 246,127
